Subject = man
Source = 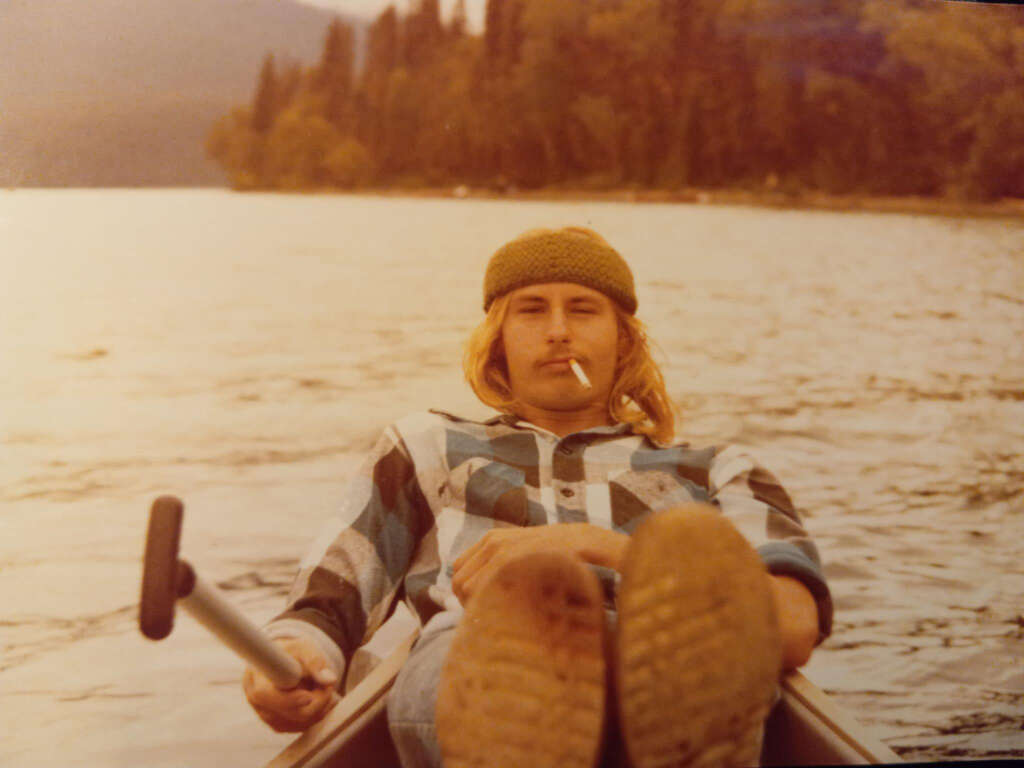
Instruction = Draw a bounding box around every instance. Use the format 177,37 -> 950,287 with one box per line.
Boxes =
243,227 -> 832,767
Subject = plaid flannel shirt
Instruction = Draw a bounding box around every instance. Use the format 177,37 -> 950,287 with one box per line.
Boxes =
266,410 -> 833,681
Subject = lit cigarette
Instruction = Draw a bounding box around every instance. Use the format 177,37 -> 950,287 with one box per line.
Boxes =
568,358 -> 591,389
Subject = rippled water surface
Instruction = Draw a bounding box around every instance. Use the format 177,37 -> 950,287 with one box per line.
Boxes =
2,190 -> 1022,765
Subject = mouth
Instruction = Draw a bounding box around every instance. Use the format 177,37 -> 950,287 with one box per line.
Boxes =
539,357 -> 573,369
537,356 -> 592,389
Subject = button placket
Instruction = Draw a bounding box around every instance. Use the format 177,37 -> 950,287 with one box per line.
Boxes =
551,437 -> 584,521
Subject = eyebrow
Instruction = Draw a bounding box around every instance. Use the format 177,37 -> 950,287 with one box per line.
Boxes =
511,293 -> 604,305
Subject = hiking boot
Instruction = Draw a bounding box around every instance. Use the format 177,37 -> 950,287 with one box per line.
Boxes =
615,505 -> 782,768
436,551 -> 607,768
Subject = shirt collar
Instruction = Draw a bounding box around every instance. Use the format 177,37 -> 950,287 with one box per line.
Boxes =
431,408 -> 638,440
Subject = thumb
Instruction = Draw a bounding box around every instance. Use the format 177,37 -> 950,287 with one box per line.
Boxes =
288,639 -> 339,687
314,666 -> 339,686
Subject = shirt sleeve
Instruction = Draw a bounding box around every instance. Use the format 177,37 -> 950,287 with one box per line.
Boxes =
263,424 -> 434,680
708,445 -> 833,644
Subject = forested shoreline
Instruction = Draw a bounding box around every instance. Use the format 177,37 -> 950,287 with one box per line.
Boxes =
207,0 -> 1024,202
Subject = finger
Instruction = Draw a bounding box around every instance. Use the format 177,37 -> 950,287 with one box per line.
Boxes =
460,549 -> 511,602
251,681 -> 317,711
453,533 -> 506,585
288,640 -> 324,670
291,644 -> 339,686
246,672 -> 283,707
267,692 -> 330,731
574,525 -> 629,570
255,688 -> 306,712
458,570 -> 479,603
249,686 -> 327,732
253,703 -> 288,723
313,666 -> 339,687
277,638 -> 317,671
261,710 -> 307,733
296,689 -> 334,719
269,720 -> 301,734
276,639 -> 339,688
454,532 -> 505,573
252,702 -> 302,731
285,690 -> 317,711
452,531 -> 491,572
452,551 -> 487,599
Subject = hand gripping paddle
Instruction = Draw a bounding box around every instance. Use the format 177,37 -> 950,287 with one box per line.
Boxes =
139,495 -> 306,689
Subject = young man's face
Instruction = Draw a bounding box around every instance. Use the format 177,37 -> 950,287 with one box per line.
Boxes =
501,282 -> 620,416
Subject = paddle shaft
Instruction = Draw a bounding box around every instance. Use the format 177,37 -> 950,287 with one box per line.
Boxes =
177,561 -> 304,689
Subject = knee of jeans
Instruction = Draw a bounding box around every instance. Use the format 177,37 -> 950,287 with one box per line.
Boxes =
386,645 -> 443,726
386,668 -> 422,726
386,611 -> 459,728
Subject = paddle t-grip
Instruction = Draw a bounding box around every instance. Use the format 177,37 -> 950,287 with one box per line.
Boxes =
139,495 -> 304,689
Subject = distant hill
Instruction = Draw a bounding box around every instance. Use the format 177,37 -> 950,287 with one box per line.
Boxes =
0,0 -> 354,187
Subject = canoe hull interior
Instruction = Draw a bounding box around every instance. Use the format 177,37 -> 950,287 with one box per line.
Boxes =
264,622 -> 900,768
273,688 -> 883,768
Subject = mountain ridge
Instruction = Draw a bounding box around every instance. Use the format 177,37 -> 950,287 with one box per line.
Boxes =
1,0 -> 355,186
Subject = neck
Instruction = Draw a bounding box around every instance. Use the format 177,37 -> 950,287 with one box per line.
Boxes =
513,402 -> 612,437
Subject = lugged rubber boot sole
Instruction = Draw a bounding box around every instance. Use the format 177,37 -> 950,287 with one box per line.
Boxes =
436,551 -> 607,768
616,506 -> 782,768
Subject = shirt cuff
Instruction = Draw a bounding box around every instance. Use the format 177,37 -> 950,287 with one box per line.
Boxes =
757,542 -> 834,644
263,618 -> 348,687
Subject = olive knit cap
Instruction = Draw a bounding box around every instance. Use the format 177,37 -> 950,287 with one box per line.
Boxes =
483,227 -> 637,314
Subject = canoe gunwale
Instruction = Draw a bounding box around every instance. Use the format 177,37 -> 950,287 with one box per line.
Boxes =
264,630 -> 416,768
774,672 -> 901,764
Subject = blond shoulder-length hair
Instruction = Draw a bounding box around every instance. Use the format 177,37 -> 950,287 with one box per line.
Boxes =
463,229 -> 678,444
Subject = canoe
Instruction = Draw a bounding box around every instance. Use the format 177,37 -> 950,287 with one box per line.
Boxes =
263,618 -> 901,768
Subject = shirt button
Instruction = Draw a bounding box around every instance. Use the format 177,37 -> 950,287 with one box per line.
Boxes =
560,487 -> 575,498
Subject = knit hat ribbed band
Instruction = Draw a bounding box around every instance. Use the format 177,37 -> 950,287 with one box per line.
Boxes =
483,230 -> 637,314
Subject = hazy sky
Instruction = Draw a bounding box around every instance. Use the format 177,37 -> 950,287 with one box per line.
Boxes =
297,0 -> 486,31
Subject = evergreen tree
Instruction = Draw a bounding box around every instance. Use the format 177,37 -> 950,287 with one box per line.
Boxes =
317,19 -> 355,91
403,0 -> 444,69
450,0 -> 467,38
484,0 -> 504,71
251,54 -> 278,134
483,0 -> 524,75
208,0 -> 1024,198
357,6 -> 400,161
964,90 -> 1024,200
364,6 -> 399,93
317,18 -> 356,130
277,61 -> 304,114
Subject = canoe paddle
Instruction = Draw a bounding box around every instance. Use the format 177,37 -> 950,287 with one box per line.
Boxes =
139,495 -> 309,690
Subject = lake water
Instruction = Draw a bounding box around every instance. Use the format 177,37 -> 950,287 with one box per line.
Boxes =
2,189 -> 1022,765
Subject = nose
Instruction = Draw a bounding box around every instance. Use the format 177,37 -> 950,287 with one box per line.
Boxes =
545,306 -> 570,344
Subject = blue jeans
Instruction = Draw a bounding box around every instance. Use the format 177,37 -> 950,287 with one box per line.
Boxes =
386,608 -> 461,768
